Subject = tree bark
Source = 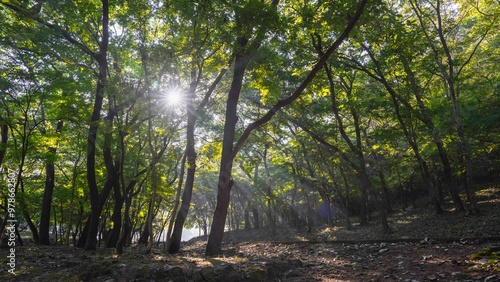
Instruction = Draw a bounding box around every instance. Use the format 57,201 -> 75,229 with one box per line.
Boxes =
0,124 -> 7,166
262,147 -> 276,234
39,119 -> 64,245
206,53 -> 249,256
84,0 -> 110,250
145,84 -> 159,255
168,84 -> 197,254
165,153 -> 186,251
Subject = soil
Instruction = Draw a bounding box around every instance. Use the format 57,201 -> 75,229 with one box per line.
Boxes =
1,186 -> 499,282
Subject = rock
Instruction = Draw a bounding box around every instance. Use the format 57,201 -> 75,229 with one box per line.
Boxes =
484,275 -> 498,282
285,268 -> 305,278
156,266 -> 186,282
427,275 -> 437,281
247,267 -> 267,281
199,267 -> 217,282
168,266 -> 185,277
266,260 -> 302,279
64,259 -> 84,267
135,266 -> 151,279
192,270 -> 204,282
216,264 -> 242,282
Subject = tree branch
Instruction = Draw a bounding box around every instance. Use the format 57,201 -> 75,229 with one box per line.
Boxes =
230,0 -> 369,161
1,2 -> 97,58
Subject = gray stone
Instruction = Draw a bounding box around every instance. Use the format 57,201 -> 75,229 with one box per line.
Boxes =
247,267 -> 267,282
200,267 -> 217,282
216,265 -> 242,282
192,270 -> 204,282
266,260 -> 302,279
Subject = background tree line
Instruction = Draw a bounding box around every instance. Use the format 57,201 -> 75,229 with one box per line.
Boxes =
0,0 -> 499,256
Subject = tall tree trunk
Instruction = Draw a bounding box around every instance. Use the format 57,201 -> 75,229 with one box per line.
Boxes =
205,0 -> 367,255
138,200 -> 152,245
323,58 -> 390,232
106,128 -> 128,249
66,147 -> 82,245
105,185 -> 122,248
400,55 -> 465,212
40,119 -> 64,245
116,196 -> 131,254
164,153 -> 186,251
356,46 -> 445,214
379,172 -> 393,214
434,0 -> 478,212
168,66 -> 226,253
0,123 -> 7,166
19,178 -> 39,242
252,207 -> 260,229
339,168 -> 352,230
39,147 -> 56,245
410,0 -> 479,212
84,0 -> 110,251
263,147 -> 276,234
145,101 -> 158,255
206,54 -> 249,256
10,121 -> 40,243
168,82 -> 198,254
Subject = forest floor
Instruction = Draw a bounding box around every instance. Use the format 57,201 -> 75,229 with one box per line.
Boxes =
1,186 -> 500,282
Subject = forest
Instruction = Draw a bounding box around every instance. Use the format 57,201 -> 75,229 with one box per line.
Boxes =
1,0 -> 500,279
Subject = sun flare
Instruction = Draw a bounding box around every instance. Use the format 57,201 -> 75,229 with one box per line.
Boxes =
165,87 -> 183,106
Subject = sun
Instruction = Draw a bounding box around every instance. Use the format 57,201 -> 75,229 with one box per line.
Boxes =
164,86 -> 184,107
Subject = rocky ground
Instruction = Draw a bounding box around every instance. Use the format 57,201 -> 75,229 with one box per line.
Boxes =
0,186 -> 499,282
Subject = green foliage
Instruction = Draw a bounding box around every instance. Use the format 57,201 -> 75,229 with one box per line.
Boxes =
0,0 -> 499,247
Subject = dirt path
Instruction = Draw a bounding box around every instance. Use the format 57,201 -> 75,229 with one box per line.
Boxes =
0,187 -> 499,281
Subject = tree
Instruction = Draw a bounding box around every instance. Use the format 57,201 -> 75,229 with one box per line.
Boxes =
206,0 -> 369,256
408,0 -> 497,213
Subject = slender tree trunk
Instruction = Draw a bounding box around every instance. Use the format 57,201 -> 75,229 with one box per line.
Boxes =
19,178 -> 39,242
252,207 -> 260,229
0,124 -> 7,166
324,59 -> 389,231
410,0 -> 478,212
84,0 -> 110,251
106,186 -> 122,248
66,148 -> 82,245
165,153 -> 186,251
206,53 -> 248,256
167,66 -> 226,253
244,209 -> 251,230
116,196 -> 131,254
263,147 -> 276,234
106,131 -> 128,248
340,168 -> 352,229
145,123 -> 158,254
168,82 -> 198,254
53,205 -> 58,243
434,0 -> 478,213
12,123 -> 40,243
356,46 -> 443,214
39,147 -> 56,245
40,119 -> 64,245
77,179 -> 113,248
400,55 -> 465,212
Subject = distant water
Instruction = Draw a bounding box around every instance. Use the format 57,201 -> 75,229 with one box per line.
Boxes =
181,227 -> 200,241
